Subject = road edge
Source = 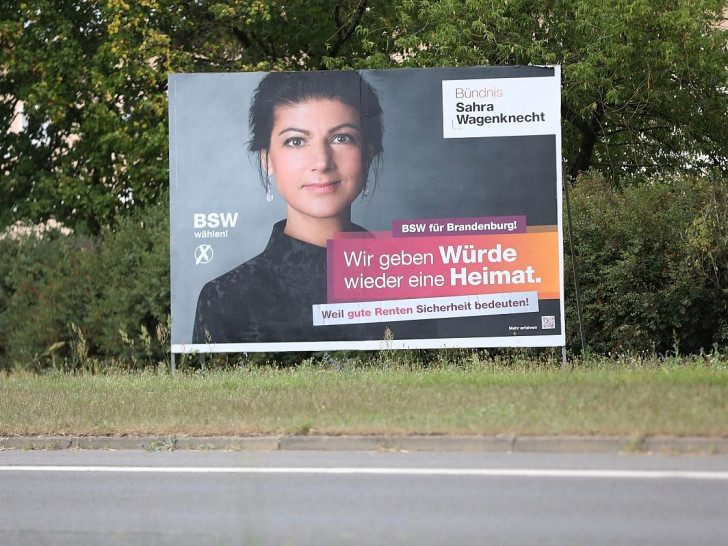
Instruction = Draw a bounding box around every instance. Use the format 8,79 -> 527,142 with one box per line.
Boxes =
2,434 -> 727,455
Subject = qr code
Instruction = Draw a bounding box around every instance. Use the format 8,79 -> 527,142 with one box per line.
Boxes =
541,315 -> 556,330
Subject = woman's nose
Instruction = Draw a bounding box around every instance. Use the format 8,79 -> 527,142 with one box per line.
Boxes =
310,141 -> 335,171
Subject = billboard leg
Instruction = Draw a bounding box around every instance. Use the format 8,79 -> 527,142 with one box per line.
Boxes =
564,175 -> 587,353
561,346 -> 569,371
171,353 -> 176,377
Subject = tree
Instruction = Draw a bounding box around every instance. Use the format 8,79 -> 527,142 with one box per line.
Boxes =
357,0 -> 728,180
0,0 -> 390,231
2,1 -> 726,232
1,1 -> 181,231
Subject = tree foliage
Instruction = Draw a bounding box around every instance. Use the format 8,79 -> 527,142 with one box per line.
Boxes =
0,0 -> 391,231
1,0 -> 727,230
361,0 -> 728,180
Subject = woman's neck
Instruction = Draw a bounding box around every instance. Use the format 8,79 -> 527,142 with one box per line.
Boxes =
283,213 -> 352,247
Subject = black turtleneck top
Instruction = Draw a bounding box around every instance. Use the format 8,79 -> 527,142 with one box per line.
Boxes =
193,219 -> 387,344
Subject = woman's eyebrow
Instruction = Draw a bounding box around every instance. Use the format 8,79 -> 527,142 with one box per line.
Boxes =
276,123 -> 361,137
329,123 -> 361,133
277,127 -> 309,136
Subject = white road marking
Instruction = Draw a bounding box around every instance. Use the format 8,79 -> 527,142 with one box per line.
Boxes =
0,466 -> 727,480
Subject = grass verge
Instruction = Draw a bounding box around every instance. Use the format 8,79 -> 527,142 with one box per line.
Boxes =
1,355 -> 727,437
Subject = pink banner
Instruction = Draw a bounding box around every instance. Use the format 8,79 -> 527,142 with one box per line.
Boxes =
327,231 -> 560,303
392,216 -> 526,237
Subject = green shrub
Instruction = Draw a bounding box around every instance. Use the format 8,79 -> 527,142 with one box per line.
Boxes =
2,173 -> 728,371
0,230 -> 98,370
0,202 -> 170,371
565,172 -> 728,354
85,202 -> 170,365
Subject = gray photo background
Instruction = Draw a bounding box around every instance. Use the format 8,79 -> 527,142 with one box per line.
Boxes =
169,67 -> 558,344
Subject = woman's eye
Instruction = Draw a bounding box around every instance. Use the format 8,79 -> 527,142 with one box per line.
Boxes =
284,137 -> 305,148
332,134 -> 357,145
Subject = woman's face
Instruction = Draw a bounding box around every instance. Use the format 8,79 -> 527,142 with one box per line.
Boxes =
263,98 -> 365,224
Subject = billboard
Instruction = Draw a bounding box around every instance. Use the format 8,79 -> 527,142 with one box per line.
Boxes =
169,66 -> 564,353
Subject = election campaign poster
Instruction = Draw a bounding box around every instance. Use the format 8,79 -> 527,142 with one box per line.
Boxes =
169,66 -> 564,353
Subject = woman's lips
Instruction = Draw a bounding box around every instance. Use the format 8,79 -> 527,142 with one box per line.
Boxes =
304,181 -> 341,193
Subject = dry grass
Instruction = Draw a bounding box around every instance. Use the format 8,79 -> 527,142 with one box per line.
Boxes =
1,356 -> 727,437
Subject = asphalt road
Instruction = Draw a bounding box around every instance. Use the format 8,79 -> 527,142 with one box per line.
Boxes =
1,450 -> 727,545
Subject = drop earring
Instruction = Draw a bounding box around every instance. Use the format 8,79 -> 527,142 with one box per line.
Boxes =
266,176 -> 274,202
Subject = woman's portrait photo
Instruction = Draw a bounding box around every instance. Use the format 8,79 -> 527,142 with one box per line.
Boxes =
192,71 -> 384,344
